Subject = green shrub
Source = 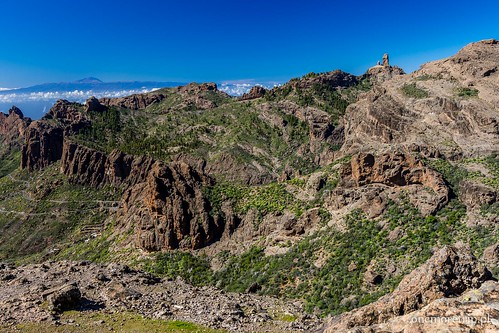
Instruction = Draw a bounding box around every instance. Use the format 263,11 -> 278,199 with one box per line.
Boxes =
147,252 -> 212,286
401,83 -> 429,99
456,87 -> 479,97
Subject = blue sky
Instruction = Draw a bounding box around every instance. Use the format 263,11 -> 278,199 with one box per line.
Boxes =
0,0 -> 498,87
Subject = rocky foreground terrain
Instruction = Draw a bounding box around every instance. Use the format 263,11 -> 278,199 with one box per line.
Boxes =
0,39 -> 498,332
0,260 -> 319,332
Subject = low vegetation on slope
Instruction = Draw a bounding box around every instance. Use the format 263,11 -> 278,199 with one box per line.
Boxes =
73,76 -> 370,183
0,165 -> 120,263
0,44 -> 498,325
146,193 -> 496,315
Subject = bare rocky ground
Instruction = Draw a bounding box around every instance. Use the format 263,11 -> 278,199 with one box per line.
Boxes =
0,261 -> 320,332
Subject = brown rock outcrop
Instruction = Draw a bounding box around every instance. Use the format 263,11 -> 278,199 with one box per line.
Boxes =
21,121 -> 64,170
44,100 -> 87,130
100,92 -> 166,110
382,53 -> 389,67
482,243 -> 499,267
333,280 -> 499,333
344,40 -> 499,158
60,141 -> 154,187
120,161 -> 223,250
176,83 -> 229,110
60,140 -> 223,250
84,96 -> 107,113
177,82 -> 218,94
21,101 -> 88,171
240,86 -> 267,100
0,106 -> 31,152
291,70 -> 358,90
322,245 -> 494,332
334,152 -> 449,214
459,180 -> 497,209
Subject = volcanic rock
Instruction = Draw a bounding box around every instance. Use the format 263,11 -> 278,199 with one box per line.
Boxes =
322,245 -> 494,332
240,86 -> 267,100
21,121 -> 64,170
84,96 -> 107,112
100,92 -> 166,110
45,283 -> 81,313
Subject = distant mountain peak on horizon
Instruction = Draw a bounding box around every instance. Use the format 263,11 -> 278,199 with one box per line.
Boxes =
76,77 -> 103,84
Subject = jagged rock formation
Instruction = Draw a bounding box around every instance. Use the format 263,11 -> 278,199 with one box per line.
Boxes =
61,141 -> 154,187
460,180 -> 497,210
333,280 -> 499,333
120,161 -> 224,250
177,82 -> 218,94
2,40 -> 498,333
21,121 -> 64,170
0,106 -> 31,152
329,152 -> 449,216
382,53 -> 389,66
21,100 -> 87,170
84,96 -> 107,113
366,53 -> 405,82
322,245 -> 495,332
100,92 -> 166,110
291,70 -> 358,90
240,86 -> 267,100
348,40 -> 499,159
60,140 -> 223,250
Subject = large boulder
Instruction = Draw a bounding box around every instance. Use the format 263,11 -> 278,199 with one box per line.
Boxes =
322,245 -> 494,332
46,283 -> 81,313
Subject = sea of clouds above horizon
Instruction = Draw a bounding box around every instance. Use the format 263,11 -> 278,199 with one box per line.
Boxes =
0,82 -> 279,118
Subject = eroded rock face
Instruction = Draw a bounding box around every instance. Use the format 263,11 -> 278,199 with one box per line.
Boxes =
60,140 -> 222,250
21,100 -> 90,171
21,121 -> 64,170
460,180 -> 497,209
483,243 -> 499,267
330,152 -> 449,215
322,245 -> 494,332
121,161 -> 223,251
100,92 -> 166,110
336,280 -> 499,333
177,82 -> 218,94
0,106 -> 31,152
60,141 -> 154,187
291,70 -> 358,90
240,86 -> 267,100
344,40 -> 499,159
44,100 -> 87,132
84,96 -> 107,113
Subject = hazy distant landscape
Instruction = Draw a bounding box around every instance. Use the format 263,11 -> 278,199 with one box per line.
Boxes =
0,78 -> 279,118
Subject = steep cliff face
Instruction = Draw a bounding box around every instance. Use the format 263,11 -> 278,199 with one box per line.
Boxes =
21,122 -> 64,170
60,140 -> 223,250
342,39 -> 499,159
327,152 -> 450,217
21,100 -> 88,170
120,161 -> 224,250
60,141 -> 154,187
0,106 -> 31,149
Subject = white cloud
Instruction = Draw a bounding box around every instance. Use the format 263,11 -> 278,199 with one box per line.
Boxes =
218,81 -> 281,96
0,88 -> 158,104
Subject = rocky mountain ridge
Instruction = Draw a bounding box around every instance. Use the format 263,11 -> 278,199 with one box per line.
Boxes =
0,39 -> 498,332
